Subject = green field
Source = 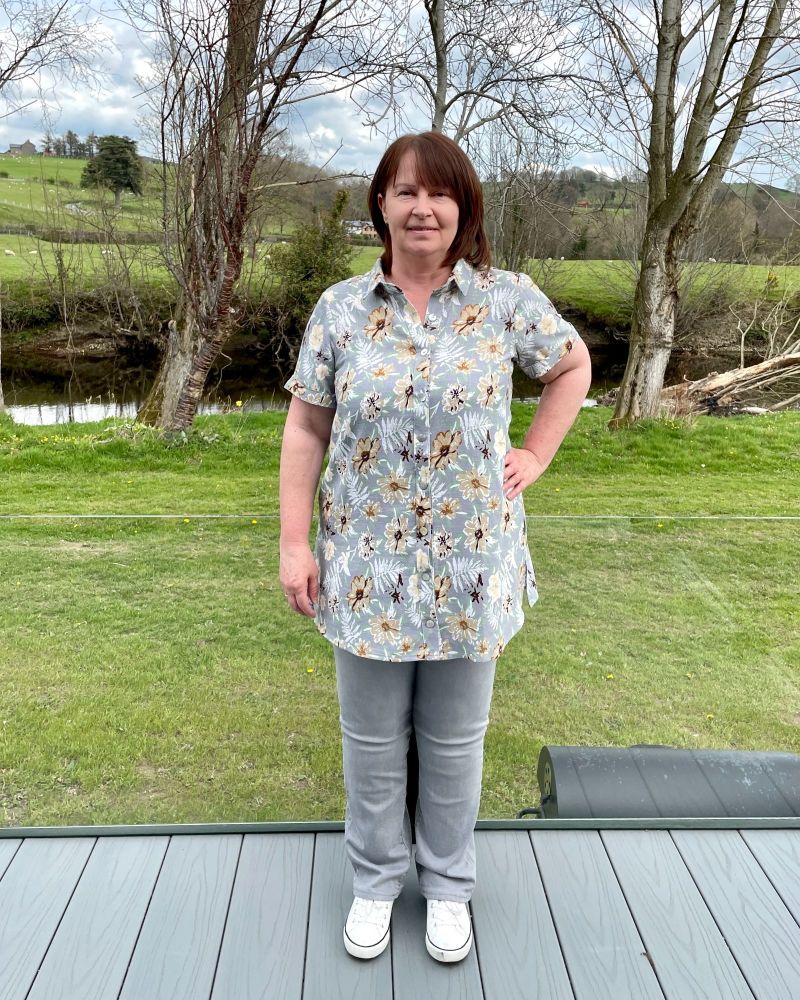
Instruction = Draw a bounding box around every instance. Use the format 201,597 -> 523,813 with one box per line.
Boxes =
0,407 -> 798,826
0,155 -> 797,340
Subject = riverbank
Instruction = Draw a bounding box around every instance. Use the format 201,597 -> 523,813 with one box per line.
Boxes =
1,408 -> 798,827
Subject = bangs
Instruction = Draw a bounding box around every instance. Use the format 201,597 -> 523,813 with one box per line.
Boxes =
388,138 -> 461,195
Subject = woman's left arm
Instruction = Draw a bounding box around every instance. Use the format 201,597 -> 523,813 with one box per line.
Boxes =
503,338 -> 592,500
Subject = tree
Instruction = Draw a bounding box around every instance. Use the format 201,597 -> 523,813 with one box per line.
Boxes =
0,1 -> 104,115
127,0 -> 375,430
64,128 -> 78,158
80,135 -> 144,209
582,0 -> 800,427
267,189 -> 353,366
360,1 -> 597,272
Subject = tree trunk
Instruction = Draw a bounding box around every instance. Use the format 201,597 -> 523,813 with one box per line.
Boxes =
610,231 -> 677,429
426,0 -> 447,130
136,306 -> 233,430
114,188 -> 122,209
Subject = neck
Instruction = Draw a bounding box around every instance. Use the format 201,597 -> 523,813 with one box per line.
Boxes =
385,253 -> 452,290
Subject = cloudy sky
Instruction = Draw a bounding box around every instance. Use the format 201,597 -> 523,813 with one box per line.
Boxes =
0,4 -> 795,188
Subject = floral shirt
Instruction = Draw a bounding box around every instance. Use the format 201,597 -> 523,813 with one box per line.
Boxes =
284,258 -> 581,662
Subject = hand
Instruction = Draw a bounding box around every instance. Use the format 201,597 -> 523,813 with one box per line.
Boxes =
279,543 -> 319,618
503,448 -> 547,500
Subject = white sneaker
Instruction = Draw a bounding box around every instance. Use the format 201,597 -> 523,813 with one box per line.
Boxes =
425,899 -> 473,963
343,896 -> 393,959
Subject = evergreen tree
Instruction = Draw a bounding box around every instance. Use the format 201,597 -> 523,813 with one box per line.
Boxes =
64,129 -> 79,157
80,135 -> 144,208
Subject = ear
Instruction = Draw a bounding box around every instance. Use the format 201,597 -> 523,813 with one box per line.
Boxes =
377,192 -> 385,217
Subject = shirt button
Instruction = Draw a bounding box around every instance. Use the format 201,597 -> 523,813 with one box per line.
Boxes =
424,617 -> 436,628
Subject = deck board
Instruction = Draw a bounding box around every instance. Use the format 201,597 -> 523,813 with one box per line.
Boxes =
472,830 -> 572,999
601,830 -> 755,1000
210,833 -> 314,1000
26,836 -> 168,1000
0,822 -> 798,1000
672,830 -> 800,1000
118,833 -> 240,1000
531,830 -> 665,1000
0,837 -> 94,1000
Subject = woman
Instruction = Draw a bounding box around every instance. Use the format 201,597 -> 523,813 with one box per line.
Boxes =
279,131 -> 591,963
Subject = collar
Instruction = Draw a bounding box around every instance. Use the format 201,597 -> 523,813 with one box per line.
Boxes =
365,257 -> 473,297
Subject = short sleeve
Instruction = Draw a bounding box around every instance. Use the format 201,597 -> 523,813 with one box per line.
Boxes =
283,295 -> 337,408
512,272 -> 581,380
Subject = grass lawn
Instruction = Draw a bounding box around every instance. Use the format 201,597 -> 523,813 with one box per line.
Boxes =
1,406 -> 798,827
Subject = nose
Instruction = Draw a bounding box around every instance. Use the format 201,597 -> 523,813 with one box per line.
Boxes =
412,194 -> 434,215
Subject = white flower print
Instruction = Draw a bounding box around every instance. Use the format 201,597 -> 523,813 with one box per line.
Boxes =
434,531 -> 453,559
309,324 -> 324,350
360,391 -> 382,421
378,472 -> 410,503
370,613 -> 401,643
393,374 -> 415,409
358,531 -> 376,559
538,312 -> 558,336
442,383 -> 466,412
464,513 -> 490,552
385,515 -> 410,553
478,372 -> 500,407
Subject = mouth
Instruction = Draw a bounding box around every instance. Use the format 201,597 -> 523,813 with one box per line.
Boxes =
407,226 -> 437,232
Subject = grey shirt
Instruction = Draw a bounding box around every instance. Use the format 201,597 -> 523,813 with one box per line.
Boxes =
284,257 -> 581,661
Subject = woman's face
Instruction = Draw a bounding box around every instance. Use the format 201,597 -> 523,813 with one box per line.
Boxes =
377,152 -> 459,269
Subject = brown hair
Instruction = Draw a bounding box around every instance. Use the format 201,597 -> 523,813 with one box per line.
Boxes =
368,131 -> 491,274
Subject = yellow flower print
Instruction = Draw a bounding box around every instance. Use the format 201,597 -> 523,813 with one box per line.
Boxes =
395,340 -> 417,361
478,336 -> 504,362
347,575 -> 373,612
364,306 -> 393,340
409,493 -> 432,528
431,429 -> 463,470
355,640 -> 372,657
456,468 -> 490,500
439,497 -> 461,518
378,472 -> 410,502
446,611 -> 479,639
370,613 -> 402,643
464,513 -> 490,552
455,358 -> 476,374
352,436 -> 381,473
453,303 -> 489,336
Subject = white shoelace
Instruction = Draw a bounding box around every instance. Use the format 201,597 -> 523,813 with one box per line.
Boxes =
429,900 -> 468,929
350,897 -> 391,928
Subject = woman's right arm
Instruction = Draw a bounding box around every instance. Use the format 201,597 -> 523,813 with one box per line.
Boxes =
279,396 -> 335,618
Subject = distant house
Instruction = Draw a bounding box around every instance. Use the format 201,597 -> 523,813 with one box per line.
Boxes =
576,199 -> 590,209
7,139 -> 37,156
346,220 -> 378,238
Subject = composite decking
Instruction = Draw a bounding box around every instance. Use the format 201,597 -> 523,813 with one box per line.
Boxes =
1,818 -> 799,1000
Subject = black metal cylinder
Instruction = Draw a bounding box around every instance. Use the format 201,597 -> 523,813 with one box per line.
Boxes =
536,745 -> 800,818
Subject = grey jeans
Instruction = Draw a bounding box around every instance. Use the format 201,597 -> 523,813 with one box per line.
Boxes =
333,647 -> 496,902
